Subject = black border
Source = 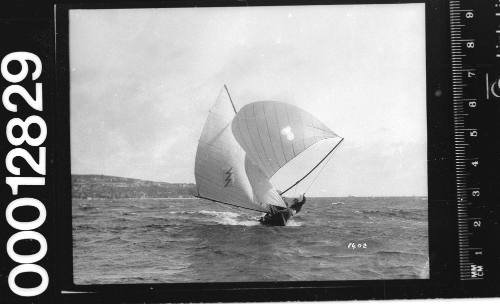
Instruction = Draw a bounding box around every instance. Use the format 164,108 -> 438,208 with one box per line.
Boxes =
53,0 -> 465,302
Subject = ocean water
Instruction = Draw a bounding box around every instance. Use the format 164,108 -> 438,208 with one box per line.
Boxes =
73,197 -> 429,284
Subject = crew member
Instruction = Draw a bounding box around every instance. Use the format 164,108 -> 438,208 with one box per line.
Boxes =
259,193 -> 306,226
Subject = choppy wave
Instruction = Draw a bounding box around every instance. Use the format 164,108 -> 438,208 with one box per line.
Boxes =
286,219 -> 302,227
199,210 -> 260,226
168,211 -> 197,215
195,210 -> 305,227
360,209 -> 426,221
199,210 -> 240,218
73,197 -> 429,284
78,203 -> 98,210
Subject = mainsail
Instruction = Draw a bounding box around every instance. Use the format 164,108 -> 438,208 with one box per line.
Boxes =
194,89 -> 286,212
194,87 -> 342,213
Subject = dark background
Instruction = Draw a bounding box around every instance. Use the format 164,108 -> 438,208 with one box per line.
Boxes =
1,0 -> 499,303
0,1 -> 55,304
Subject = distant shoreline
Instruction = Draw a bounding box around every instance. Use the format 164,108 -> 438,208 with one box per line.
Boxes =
73,197 -> 197,200
71,174 -> 197,200
71,174 -> 427,200
73,196 -> 428,200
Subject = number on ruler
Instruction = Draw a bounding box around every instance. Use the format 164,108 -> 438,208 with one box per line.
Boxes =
471,264 -> 484,278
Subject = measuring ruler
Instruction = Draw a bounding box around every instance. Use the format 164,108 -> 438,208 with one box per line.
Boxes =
449,0 -> 500,281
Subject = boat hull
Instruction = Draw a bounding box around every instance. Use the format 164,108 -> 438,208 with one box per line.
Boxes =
259,208 -> 293,226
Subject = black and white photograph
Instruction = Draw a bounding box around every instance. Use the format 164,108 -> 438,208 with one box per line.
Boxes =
69,4 -> 428,284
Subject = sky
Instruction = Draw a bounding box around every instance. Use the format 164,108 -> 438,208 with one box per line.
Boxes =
69,4 -> 427,196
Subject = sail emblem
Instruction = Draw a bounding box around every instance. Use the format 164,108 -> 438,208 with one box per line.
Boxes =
280,126 -> 295,141
223,167 -> 234,187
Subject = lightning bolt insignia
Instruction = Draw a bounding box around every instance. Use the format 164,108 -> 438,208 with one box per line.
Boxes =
224,167 -> 233,187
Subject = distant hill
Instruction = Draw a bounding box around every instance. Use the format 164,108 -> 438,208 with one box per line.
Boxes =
72,174 -> 197,199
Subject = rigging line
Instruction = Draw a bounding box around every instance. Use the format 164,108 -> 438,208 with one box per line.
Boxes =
281,137 -> 344,195
243,111 -> 268,175
273,104 -> 288,162
268,137 -> 337,181
303,137 -> 344,193
263,103 -> 281,171
195,195 -> 265,213
253,104 -> 275,173
303,144 -> 336,193
299,111 -> 306,157
284,104 -> 296,156
224,84 -> 238,114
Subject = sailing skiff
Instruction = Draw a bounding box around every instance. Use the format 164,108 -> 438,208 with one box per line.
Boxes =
194,86 -> 343,225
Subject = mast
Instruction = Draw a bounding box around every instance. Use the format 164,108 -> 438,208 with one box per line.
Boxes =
224,84 -> 237,114
281,137 -> 344,195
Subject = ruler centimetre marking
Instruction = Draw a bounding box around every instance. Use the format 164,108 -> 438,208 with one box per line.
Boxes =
449,0 -> 479,281
449,0 -> 500,281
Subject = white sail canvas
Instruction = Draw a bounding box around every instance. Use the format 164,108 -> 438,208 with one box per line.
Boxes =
195,87 -> 345,214
195,88 -> 286,212
232,101 -> 341,179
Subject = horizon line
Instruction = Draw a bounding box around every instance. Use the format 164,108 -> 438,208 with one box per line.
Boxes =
71,173 -> 428,198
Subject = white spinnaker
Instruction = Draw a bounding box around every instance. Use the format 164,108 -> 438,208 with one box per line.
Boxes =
231,101 -> 340,180
194,90 -> 286,212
